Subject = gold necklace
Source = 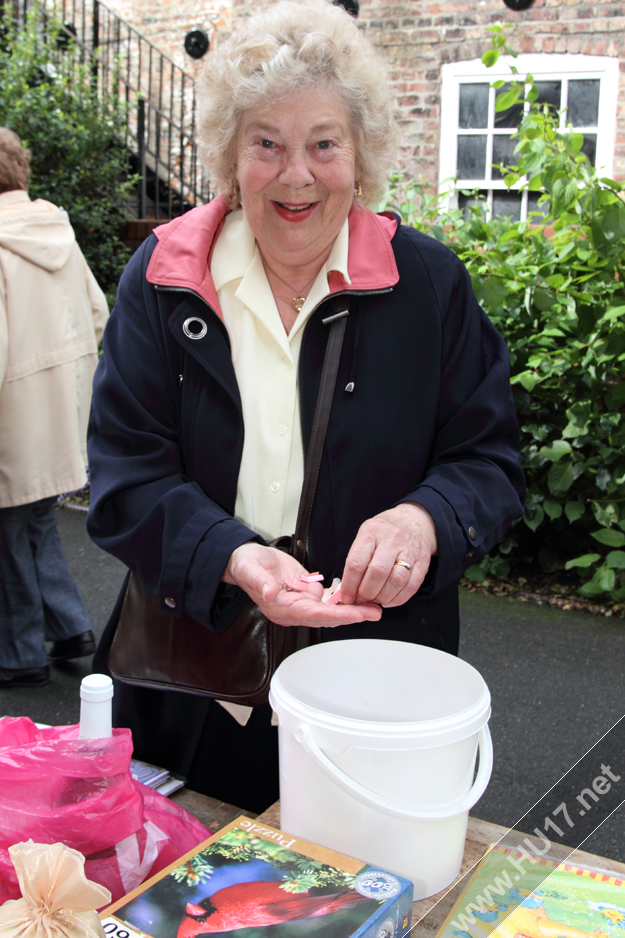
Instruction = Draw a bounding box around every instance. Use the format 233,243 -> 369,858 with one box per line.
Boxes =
261,258 -> 319,313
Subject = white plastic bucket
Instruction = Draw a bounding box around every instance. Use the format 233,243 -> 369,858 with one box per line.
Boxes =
269,639 -> 492,900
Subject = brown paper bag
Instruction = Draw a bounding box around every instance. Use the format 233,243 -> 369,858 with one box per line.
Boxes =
0,841 -> 112,937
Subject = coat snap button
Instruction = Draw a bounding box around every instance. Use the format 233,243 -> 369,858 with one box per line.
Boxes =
164,597 -> 176,608
468,526 -> 476,540
183,317 -> 208,340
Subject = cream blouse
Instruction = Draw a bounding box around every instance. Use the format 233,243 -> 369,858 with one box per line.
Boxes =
210,208 -> 351,543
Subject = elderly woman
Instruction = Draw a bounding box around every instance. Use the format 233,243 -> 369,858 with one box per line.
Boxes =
88,0 -> 524,811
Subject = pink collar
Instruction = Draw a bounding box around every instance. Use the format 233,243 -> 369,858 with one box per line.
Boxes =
146,194 -> 399,320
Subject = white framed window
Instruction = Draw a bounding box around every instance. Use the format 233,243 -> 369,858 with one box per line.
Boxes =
439,55 -> 619,221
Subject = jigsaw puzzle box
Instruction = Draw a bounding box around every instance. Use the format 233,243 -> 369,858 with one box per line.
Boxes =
100,815 -> 414,938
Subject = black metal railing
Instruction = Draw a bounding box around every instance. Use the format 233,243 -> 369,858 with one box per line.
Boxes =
14,0 -> 211,219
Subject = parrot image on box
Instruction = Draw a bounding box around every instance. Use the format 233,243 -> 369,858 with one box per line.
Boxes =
177,879 -> 370,935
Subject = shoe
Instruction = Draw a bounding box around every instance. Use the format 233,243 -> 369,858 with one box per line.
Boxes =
49,629 -> 96,661
0,665 -> 50,688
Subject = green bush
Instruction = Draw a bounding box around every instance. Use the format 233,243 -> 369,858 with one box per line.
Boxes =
0,6 -> 135,303
382,29 -> 625,602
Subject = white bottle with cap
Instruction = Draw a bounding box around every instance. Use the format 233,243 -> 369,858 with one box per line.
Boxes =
79,674 -> 113,739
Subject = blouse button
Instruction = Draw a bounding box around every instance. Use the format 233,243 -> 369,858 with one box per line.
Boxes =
278,425 -> 287,435
270,481 -> 281,493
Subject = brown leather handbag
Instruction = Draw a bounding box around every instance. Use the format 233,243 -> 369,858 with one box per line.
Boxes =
108,299 -> 350,707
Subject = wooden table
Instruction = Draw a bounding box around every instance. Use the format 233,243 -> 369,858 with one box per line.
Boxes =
171,787 -> 255,831
172,791 -> 625,937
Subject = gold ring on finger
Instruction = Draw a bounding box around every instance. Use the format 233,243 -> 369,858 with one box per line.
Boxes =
394,560 -> 412,571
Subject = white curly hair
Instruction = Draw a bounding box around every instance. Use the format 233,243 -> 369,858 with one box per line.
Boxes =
197,0 -> 399,208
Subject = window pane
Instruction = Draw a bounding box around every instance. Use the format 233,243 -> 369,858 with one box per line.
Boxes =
492,134 -> 518,180
527,192 -> 549,217
535,80 -> 562,114
492,191 -> 522,221
457,135 -> 487,178
568,80 -> 600,127
579,133 -> 597,166
458,190 -> 488,220
495,83 -> 523,129
459,83 -> 489,128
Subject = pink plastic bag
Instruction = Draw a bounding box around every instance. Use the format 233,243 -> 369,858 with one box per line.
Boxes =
0,717 -> 212,907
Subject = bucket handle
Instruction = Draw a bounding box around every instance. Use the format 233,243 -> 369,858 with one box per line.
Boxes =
294,723 -> 493,821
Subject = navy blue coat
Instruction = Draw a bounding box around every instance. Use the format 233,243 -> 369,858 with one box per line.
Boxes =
87,199 -> 524,657
87,200 -> 524,807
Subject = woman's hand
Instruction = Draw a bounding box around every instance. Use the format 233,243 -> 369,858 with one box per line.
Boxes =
222,542 -> 382,627
340,502 -> 438,608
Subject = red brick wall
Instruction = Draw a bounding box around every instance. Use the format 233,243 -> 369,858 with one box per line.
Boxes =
104,0 -> 625,193
119,219 -> 162,254
358,0 -> 625,188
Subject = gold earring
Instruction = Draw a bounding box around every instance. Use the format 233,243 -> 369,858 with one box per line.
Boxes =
355,181 -> 363,198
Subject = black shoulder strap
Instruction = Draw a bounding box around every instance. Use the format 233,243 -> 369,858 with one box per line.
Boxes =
291,296 -> 350,565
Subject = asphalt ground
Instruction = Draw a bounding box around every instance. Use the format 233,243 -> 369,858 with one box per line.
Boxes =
1,505 -> 623,861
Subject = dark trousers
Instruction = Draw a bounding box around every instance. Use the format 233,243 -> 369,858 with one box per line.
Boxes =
0,497 -> 91,668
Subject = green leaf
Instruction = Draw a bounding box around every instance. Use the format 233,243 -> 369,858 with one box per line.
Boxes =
602,306 -> 625,323
596,564 -> 616,592
464,563 -> 488,582
543,499 -> 563,520
591,528 -> 625,547
495,89 -> 521,112
596,467 -> 611,492
578,564 -> 615,596
488,556 -> 510,578
601,207 -> 625,243
610,586 -> 625,602
605,382 -> 625,411
533,287 -> 556,311
552,176 -> 577,210
565,553 -> 601,569
599,177 -> 622,192
475,278 -> 509,309
591,501 -> 619,528
548,460 -> 574,497
482,50 -> 500,67
545,274 -> 565,289
524,504 -> 544,532
606,551 -> 625,570
565,501 -> 585,523
514,371 -> 538,392
571,133 -> 584,152
562,403 -> 591,439
539,440 -> 572,462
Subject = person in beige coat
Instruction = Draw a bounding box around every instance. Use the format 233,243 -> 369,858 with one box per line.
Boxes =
0,128 -> 109,687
